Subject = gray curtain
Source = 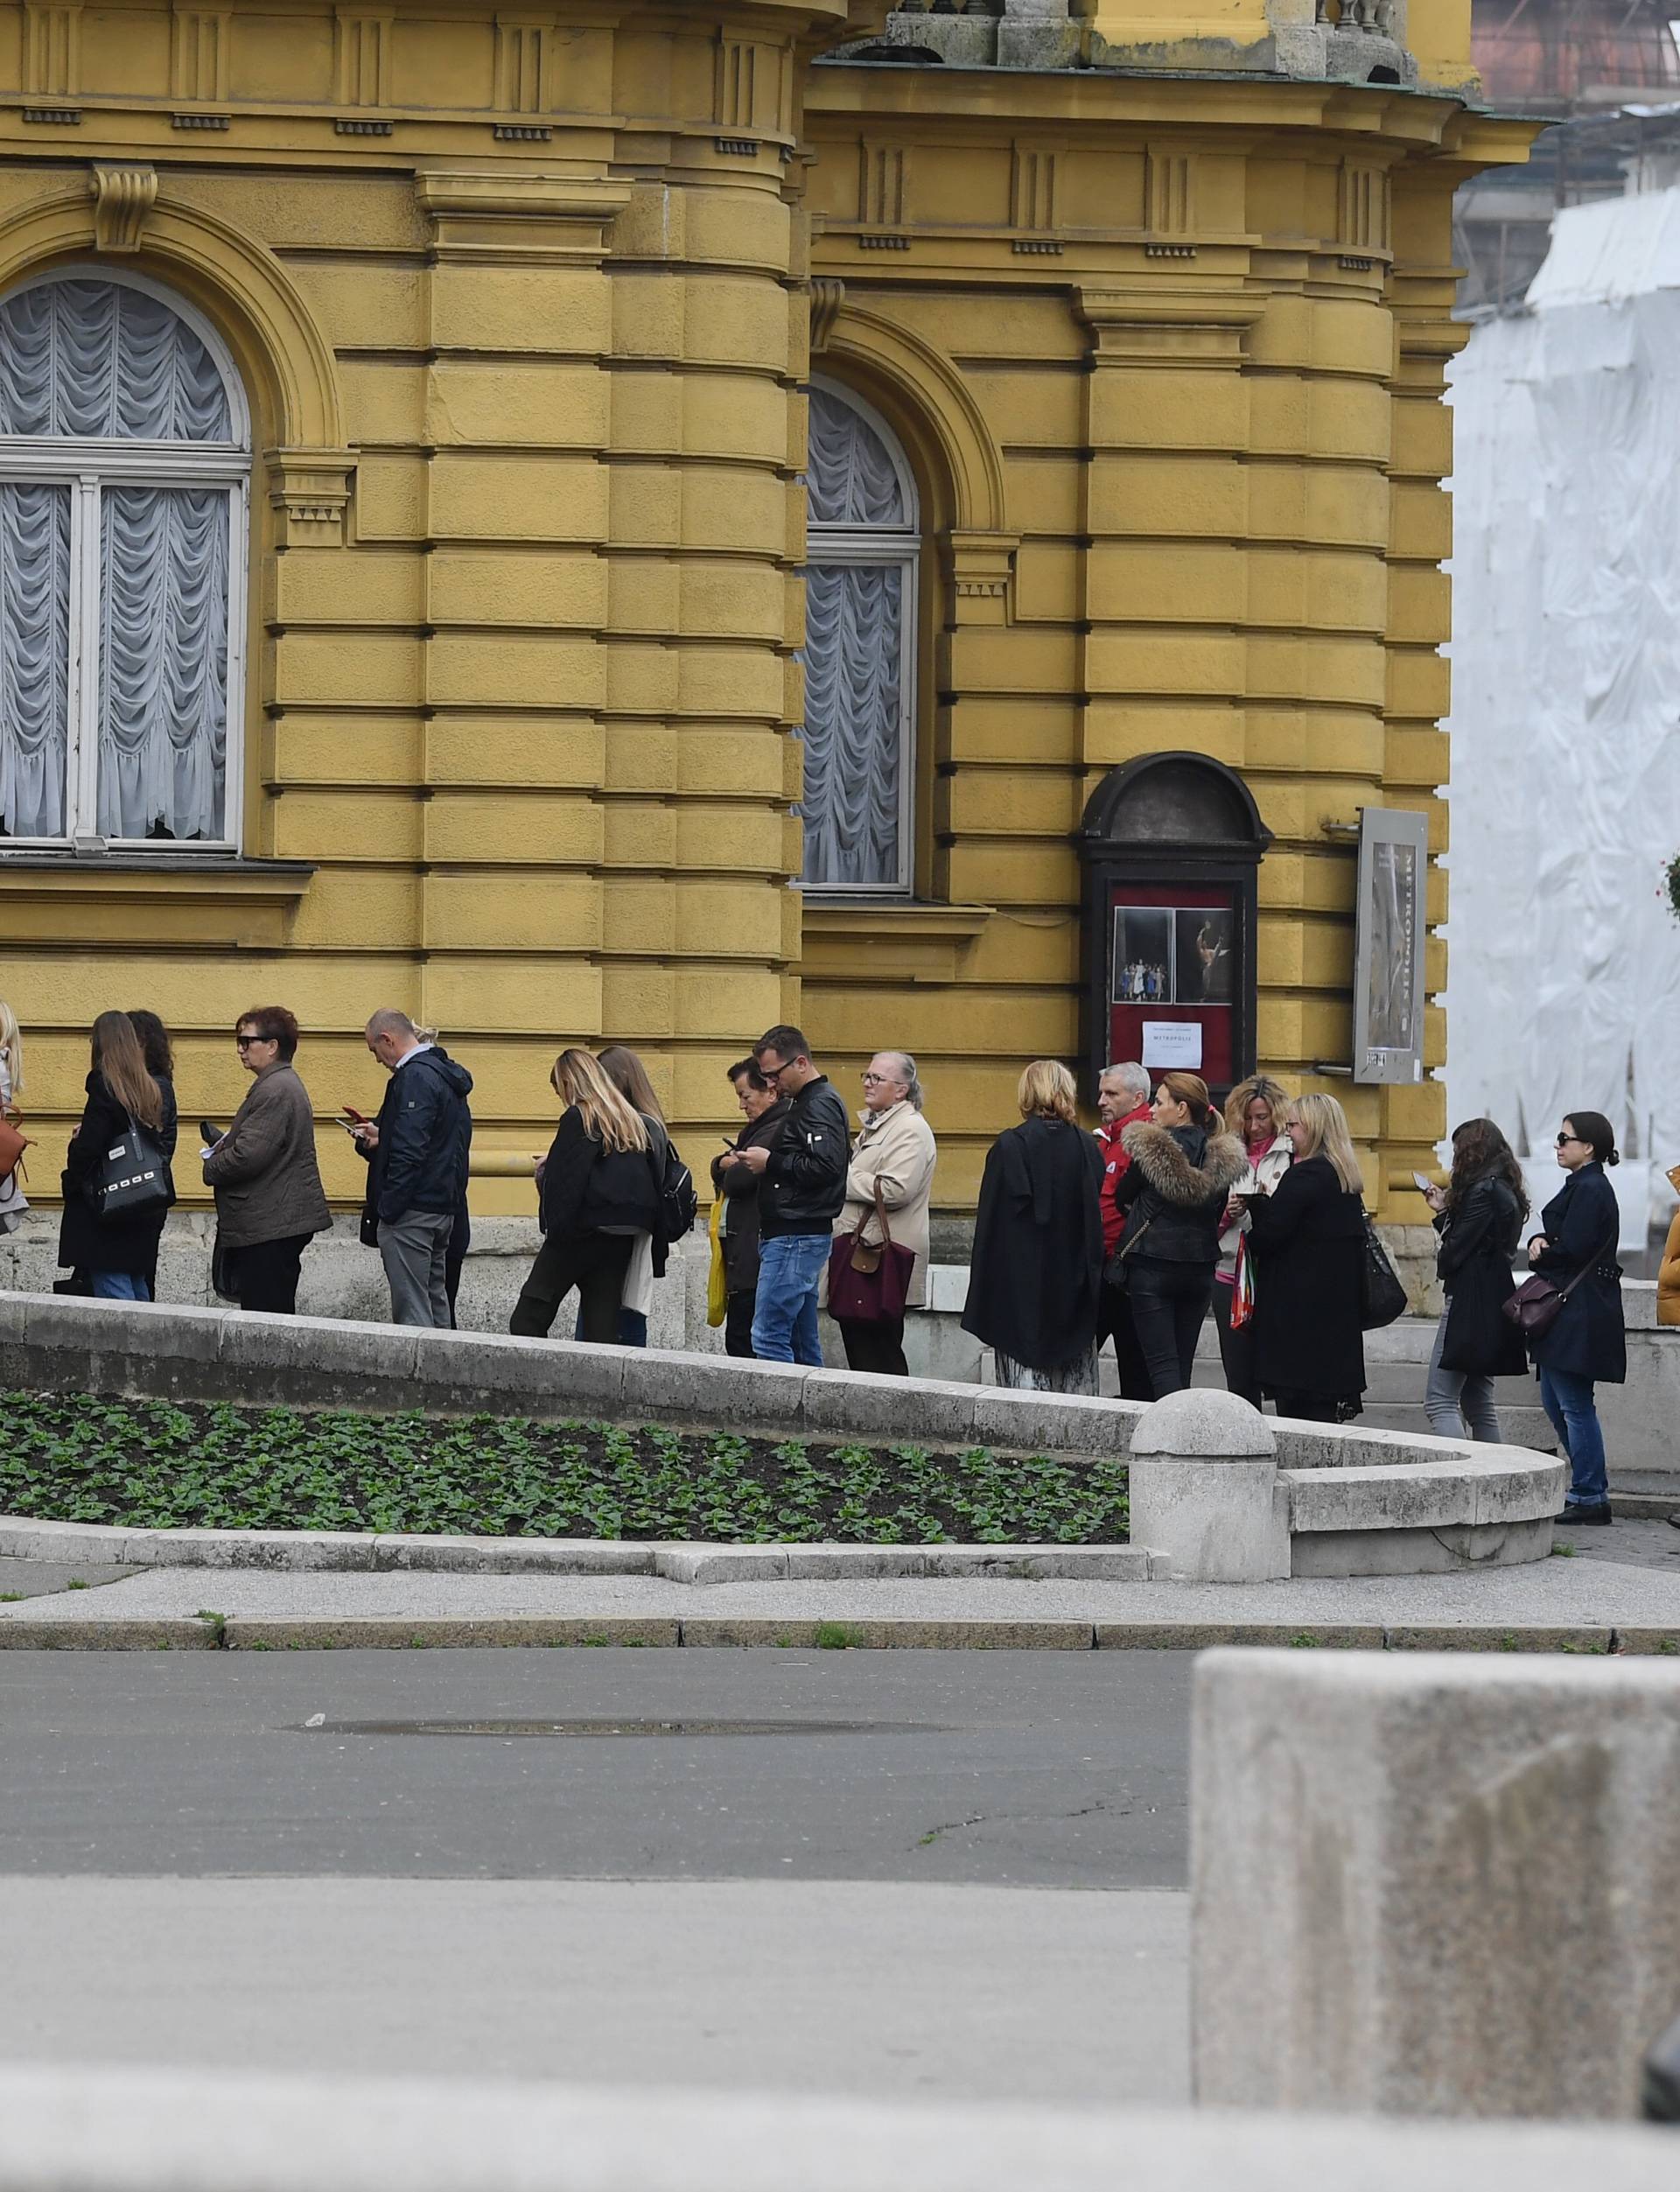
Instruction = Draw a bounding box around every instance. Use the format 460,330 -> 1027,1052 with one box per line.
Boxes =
0,277 -> 238,842
0,483 -> 71,838
800,560 -> 904,888
0,278 -> 231,442
807,385 -> 906,528
98,486 -> 229,842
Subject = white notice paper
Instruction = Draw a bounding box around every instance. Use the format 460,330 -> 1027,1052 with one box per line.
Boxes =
1141,1020 -> 1202,1069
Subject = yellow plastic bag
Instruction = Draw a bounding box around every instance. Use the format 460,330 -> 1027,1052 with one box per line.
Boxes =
706,1188 -> 728,1327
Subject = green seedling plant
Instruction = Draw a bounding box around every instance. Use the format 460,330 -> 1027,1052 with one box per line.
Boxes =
0,1391 -> 1130,1548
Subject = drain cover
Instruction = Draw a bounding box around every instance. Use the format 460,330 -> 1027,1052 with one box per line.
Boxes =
294,1718 -> 937,1739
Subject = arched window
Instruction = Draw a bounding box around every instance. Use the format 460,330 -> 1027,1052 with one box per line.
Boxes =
0,270 -> 248,849
800,380 -> 919,893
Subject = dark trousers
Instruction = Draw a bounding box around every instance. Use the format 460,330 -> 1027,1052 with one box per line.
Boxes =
511,1232 -> 634,1345
231,1233 -> 310,1316
1212,1278 -> 1261,1406
1269,1387 -> 1340,1424
837,1313 -> 908,1377
724,1288 -> 758,1358
1098,1279 -> 1152,1402
1126,1257 -> 1213,1399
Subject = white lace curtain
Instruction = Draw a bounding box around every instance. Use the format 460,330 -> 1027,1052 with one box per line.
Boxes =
0,275 -> 241,846
801,385 -> 917,891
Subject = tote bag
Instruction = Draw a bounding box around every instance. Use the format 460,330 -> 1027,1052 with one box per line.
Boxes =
827,1181 -> 915,1324
87,1116 -> 172,1227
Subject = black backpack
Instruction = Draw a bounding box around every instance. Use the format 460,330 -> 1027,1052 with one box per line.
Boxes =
645,1116 -> 697,1245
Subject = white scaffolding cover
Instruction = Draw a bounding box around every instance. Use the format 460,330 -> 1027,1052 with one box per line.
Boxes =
1445,189 -> 1680,1236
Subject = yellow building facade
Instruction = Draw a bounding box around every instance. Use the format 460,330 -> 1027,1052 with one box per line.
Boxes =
0,0 -> 1526,1253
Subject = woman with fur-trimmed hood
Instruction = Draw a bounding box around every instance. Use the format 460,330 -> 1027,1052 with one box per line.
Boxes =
1110,1072 -> 1246,1397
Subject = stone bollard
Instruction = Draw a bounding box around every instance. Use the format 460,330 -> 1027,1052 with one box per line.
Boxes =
1128,1390 -> 1287,1584
1192,1650 -> 1680,2118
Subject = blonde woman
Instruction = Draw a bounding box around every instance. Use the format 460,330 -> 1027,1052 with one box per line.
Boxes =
511,1047 -> 661,1344
1213,1073 -> 1293,1404
961,1059 -> 1105,1394
0,1001 -> 26,1235
1245,1089 -> 1367,1422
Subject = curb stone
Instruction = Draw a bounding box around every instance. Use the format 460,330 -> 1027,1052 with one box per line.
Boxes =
0,1616 -> 1667,1652
0,1619 -> 218,1650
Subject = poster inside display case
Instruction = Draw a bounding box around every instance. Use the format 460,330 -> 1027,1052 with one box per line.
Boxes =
1107,885 -> 1236,1085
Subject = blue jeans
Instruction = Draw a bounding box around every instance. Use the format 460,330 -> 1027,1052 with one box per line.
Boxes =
752,1233 -> 830,1365
1538,1364 -> 1608,1508
90,1271 -> 150,1301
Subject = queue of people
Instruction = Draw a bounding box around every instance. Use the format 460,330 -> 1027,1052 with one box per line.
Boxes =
0,994 -> 1637,1503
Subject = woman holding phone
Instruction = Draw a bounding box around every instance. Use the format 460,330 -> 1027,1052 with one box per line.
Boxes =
202,1006 -> 331,1315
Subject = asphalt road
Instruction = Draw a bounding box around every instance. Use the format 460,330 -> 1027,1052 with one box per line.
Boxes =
0,1647 -> 1192,1887
0,1649 -> 1194,2104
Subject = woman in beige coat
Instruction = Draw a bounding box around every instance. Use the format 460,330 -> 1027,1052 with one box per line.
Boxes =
830,1049 -> 937,1376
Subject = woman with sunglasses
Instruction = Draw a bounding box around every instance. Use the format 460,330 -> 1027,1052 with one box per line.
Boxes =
1526,1111 -> 1625,1525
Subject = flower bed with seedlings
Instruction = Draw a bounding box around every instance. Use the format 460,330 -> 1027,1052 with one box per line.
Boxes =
0,1392 -> 1129,1546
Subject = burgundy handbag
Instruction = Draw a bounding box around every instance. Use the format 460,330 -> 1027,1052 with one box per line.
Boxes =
827,1180 -> 915,1323
0,1110 -> 28,1187
1502,1225 -> 1617,1342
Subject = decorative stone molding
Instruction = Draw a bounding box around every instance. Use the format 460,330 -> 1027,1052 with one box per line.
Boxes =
171,6 -> 230,103
494,12 -> 555,116
809,277 -> 844,354
1145,145 -> 1194,237
944,527 -> 1019,627
265,447 -> 355,547
1340,158 -> 1393,259
1010,143 -> 1059,249
334,6 -> 392,110
861,139 -> 906,227
24,1 -> 80,97
90,165 -> 158,255
1075,283 -> 1266,368
414,170 -> 632,265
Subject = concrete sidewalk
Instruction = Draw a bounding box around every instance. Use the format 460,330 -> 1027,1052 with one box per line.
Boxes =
4,1551 -> 1680,1649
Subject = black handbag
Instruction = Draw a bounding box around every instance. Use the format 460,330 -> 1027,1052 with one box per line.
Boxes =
1103,1213 -> 1152,1290
1359,1211 -> 1408,1330
86,1116 -> 172,1227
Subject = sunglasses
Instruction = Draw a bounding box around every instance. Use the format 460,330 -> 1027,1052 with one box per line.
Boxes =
234,1033 -> 270,1049
1556,1132 -> 1586,1148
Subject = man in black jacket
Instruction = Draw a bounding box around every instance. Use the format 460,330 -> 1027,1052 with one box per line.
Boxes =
724,1023 -> 848,1363
354,1008 -> 473,1328
710,1057 -> 791,1359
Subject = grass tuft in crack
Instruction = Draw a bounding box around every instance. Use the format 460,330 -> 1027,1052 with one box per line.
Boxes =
0,1391 -> 1129,1547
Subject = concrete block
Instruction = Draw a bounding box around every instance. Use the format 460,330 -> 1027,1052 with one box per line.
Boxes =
1291,1518 -> 1554,1578
374,1535 -> 654,1575
117,1529 -> 378,1572
1473,1456 -> 1569,1525
0,1618 -> 216,1649
654,1545 -> 788,1584
1285,1460 -> 1481,1536
19,1293 -> 225,1402
614,1347 -> 808,1434
1192,1649 -> 1680,2118
410,1328 -> 626,1422
0,1285 -> 29,1353
801,1370 -> 977,1449
676,1617 -> 1096,1650
968,1387 -> 1134,1458
222,1617 -> 681,1650
1130,1391 -> 1287,1584
0,1516 -> 131,1562
217,1313 -> 419,1411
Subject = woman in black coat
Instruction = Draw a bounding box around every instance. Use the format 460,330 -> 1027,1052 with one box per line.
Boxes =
1527,1109 -> 1624,1524
1110,1071 -> 1245,1397
59,1011 -> 178,1299
1246,1091 -> 1367,1422
962,1059 -> 1104,1393
1421,1117 -> 1528,1442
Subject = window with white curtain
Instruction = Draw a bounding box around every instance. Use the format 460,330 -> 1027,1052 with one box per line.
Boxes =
800,380 -> 919,893
0,270 -> 248,850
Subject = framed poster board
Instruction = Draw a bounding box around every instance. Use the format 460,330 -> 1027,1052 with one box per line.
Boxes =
1352,806 -> 1428,1085
1078,754 -> 1270,1105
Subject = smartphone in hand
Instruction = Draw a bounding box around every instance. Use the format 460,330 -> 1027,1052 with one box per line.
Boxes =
199,1119 -> 225,1147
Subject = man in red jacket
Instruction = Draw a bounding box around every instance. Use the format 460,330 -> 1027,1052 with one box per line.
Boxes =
1096,1061 -> 1153,1400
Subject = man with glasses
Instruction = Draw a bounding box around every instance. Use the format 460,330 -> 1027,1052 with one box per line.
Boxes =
723,1023 -> 849,1363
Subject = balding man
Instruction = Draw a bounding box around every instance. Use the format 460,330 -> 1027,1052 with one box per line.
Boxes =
353,1009 -> 473,1327
1096,1061 -> 1152,1400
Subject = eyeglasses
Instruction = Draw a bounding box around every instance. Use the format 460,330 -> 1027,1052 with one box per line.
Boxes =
860,1071 -> 892,1086
760,1057 -> 794,1080
234,1033 -> 269,1050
